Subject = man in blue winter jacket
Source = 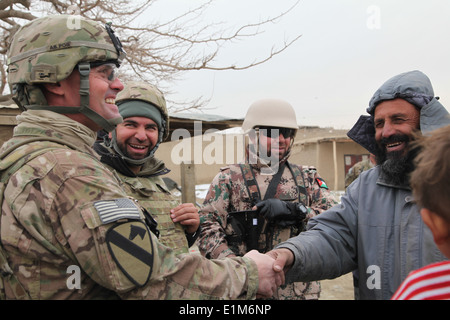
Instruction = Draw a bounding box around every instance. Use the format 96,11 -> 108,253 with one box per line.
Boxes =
268,70 -> 450,299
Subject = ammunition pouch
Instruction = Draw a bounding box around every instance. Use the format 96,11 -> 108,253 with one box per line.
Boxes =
226,210 -> 263,251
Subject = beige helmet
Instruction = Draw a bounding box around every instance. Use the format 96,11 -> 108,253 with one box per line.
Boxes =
6,14 -> 126,131
109,81 -> 169,165
242,99 -> 299,132
242,99 -> 298,168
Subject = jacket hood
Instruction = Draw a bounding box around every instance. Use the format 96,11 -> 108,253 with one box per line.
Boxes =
347,70 -> 450,155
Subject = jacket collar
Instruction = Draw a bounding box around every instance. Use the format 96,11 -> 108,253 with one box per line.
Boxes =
93,141 -> 169,177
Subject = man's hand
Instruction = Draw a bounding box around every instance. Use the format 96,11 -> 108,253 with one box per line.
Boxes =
266,248 -> 295,273
253,199 -> 307,227
244,250 -> 285,298
255,199 -> 290,220
170,203 -> 200,234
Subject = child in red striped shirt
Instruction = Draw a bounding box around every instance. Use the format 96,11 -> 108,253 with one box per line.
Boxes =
392,125 -> 450,300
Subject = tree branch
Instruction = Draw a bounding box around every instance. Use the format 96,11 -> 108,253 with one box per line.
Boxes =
0,0 -> 302,113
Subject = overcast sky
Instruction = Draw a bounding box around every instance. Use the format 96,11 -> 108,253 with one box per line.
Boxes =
150,0 -> 450,129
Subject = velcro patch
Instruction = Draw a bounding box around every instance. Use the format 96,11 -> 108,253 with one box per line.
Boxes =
316,178 -> 329,189
106,221 -> 154,287
93,198 -> 141,224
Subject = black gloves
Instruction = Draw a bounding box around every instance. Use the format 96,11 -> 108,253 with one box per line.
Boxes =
255,198 -> 307,227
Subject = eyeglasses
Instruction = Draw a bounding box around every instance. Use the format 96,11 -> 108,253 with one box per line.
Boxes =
258,126 -> 295,139
90,62 -> 118,83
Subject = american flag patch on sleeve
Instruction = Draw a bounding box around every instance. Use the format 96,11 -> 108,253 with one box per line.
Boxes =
93,198 -> 141,224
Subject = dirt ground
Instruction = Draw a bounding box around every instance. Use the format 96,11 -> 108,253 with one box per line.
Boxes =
319,272 -> 355,300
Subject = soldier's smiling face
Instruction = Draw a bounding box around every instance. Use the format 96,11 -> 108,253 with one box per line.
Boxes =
257,127 -> 293,159
88,64 -> 124,128
114,116 -> 159,160
51,64 -> 124,132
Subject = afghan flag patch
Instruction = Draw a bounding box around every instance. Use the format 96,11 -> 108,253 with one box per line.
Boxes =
316,178 -> 329,189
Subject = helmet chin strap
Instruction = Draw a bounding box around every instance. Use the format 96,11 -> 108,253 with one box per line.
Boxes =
27,62 -> 122,132
106,115 -> 166,166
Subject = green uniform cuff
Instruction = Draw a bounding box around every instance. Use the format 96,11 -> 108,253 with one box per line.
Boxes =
242,256 -> 259,300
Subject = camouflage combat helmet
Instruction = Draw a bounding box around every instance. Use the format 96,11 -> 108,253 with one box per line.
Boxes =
108,81 -> 169,165
6,14 -> 126,132
242,99 -> 299,133
116,81 -> 169,140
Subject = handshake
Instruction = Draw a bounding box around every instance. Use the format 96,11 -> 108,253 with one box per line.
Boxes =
243,248 -> 295,298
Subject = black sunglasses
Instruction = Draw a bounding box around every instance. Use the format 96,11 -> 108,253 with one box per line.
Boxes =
258,126 -> 295,138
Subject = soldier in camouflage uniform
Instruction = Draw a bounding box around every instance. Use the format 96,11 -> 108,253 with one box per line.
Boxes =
0,14 -> 283,300
197,99 -> 338,300
94,81 -> 199,256
344,154 -> 376,189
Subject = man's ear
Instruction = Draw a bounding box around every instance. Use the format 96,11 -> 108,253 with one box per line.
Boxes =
421,208 -> 450,245
42,82 -> 64,95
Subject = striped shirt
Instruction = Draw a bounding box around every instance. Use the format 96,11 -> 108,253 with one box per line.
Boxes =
392,261 -> 450,300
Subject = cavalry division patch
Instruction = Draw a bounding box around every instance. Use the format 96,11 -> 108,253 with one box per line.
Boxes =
106,221 -> 154,287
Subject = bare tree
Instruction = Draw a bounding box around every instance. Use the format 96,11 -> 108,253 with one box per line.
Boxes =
0,0 -> 301,111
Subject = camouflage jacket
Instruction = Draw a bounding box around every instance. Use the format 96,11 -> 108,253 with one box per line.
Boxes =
0,110 -> 258,300
94,141 -> 190,256
344,158 -> 375,188
198,160 -> 338,299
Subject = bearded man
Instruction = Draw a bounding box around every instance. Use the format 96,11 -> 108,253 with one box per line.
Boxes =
267,70 -> 450,300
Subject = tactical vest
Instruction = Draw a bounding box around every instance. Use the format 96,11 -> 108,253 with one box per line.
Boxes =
238,161 -> 309,206
111,170 -> 189,256
228,162 -> 321,300
227,161 -> 309,253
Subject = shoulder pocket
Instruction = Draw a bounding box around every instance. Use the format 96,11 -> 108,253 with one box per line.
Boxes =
81,198 -> 142,229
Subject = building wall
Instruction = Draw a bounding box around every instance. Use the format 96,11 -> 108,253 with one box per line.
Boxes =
289,140 -> 370,190
0,108 -> 20,147
0,107 -> 369,191
158,131 -> 370,191
158,132 -> 245,186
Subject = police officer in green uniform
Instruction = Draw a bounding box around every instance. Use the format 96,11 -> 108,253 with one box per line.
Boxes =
0,14 -> 283,300
197,99 -> 339,300
94,81 -> 199,256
